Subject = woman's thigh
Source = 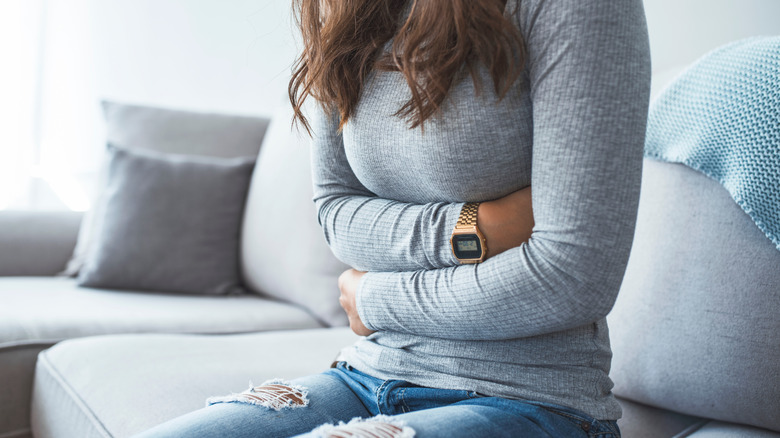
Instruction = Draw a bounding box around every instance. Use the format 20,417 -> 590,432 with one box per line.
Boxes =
132,372 -> 371,438
293,397 -> 618,438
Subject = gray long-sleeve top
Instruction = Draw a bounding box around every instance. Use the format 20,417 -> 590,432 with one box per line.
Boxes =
310,0 -> 651,420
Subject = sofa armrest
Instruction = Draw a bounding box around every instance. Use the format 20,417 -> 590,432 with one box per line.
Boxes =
0,210 -> 83,276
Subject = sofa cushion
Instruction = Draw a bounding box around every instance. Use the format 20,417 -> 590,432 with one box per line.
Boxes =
31,328 -> 360,438
0,276 -> 320,438
28,326 -> 761,438
608,158 -> 780,432
240,106 -> 350,326
0,277 -> 320,345
100,100 -> 269,159
683,422 -> 780,437
615,397 -> 703,438
77,145 -> 255,295
62,101 -> 269,277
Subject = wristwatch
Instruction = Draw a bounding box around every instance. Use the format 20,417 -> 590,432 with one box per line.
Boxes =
450,202 -> 487,264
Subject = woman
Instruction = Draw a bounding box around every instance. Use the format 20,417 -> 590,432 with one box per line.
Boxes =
136,0 -> 650,436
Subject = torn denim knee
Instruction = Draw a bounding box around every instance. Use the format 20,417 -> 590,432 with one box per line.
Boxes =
206,378 -> 309,410
312,415 -> 415,438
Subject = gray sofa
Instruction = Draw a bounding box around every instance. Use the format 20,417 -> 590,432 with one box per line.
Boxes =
1,103 -> 778,438
0,103 -> 351,438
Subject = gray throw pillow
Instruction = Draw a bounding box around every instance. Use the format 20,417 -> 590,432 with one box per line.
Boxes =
60,101 -> 269,277
77,144 -> 255,295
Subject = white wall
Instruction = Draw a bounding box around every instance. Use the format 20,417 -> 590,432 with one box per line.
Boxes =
643,0 -> 780,96
0,0 -> 44,209
68,0 -> 780,117
25,0 -> 301,210
85,0 -> 298,115
39,0 -> 299,171
5,0 -> 780,210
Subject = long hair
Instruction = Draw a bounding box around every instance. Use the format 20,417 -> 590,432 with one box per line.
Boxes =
289,0 -> 525,132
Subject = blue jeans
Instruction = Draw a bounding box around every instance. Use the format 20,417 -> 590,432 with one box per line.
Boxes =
133,362 -> 620,438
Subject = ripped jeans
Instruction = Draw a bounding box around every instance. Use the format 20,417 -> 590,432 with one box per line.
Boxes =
132,362 -> 620,438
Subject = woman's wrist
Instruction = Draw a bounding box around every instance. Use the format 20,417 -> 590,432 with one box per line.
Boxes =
478,187 -> 534,259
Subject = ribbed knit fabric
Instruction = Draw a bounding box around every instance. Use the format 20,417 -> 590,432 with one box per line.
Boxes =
310,0 -> 651,420
645,36 -> 780,251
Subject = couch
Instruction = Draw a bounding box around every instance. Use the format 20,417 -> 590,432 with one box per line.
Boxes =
0,102 -> 353,438
2,96 -> 779,437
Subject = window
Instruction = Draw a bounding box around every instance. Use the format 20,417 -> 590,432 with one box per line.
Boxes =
1,0 -> 103,211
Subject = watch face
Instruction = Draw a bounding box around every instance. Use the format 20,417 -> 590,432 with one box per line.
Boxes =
452,234 -> 483,260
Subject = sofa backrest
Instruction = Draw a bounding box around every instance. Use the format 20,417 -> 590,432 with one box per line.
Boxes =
608,158 -> 780,432
0,210 -> 83,276
101,100 -> 269,158
240,106 -> 350,327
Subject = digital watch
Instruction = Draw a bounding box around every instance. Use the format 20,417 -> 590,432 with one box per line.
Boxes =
450,202 -> 487,264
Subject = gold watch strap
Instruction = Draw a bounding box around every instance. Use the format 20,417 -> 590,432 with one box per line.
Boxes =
455,202 -> 480,229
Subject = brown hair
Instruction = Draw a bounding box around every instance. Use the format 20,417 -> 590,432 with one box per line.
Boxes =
289,0 -> 524,132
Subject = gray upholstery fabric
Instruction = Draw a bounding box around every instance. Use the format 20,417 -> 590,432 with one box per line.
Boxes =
0,343 -> 50,438
241,106 -> 350,326
682,422 -> 780,437
77,145 -> 255,295
62,101 -> 269,277
0,276 -> 321,438
0,277 -> 320,346
0,210 -> 82,277
31,329 -> 360,438
608,158 -> 780,432
101,100 -> 269,159
616,397 -> 703,438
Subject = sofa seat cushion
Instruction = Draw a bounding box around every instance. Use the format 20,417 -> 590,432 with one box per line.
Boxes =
614,399 -> 780,438
0,277 -> 322,346
29,326 -> 762,438
0,277 -> 322,438
683,422 -> 780,437
31,328 -> 360,438
616,397 -> 703,438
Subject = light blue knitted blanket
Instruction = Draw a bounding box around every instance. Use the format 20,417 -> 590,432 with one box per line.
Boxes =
645,36 -> 780,251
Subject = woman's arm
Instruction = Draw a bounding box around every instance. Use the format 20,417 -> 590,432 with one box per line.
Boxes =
311,105 -> 460,272
479,188 -> 534,259
338,190 -> 534,337
311,106 -> 533,271
353,0 -> 652,340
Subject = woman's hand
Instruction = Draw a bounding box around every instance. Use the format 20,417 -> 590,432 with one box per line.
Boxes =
338,269 -> 375,336
478,186 -> 534,259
